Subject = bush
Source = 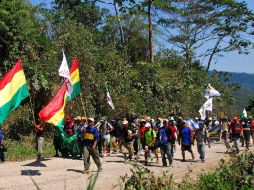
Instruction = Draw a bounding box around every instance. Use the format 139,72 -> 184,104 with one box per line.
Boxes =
4,135 -> 55,161
122,152 -> 254,190
121,163 -> 175,190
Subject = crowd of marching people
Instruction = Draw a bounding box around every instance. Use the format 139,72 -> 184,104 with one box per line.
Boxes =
1,113 -> 254,174
41,114 -> 254,173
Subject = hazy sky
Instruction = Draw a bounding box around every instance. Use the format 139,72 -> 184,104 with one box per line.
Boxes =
31,0 -> 254,73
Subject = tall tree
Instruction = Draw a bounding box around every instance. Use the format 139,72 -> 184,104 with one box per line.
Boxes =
155,0 -> 254,71
113,0 -> 125,47
148,0 -> 154,63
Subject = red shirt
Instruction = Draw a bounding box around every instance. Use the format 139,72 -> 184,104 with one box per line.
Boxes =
139,126 -> 146,139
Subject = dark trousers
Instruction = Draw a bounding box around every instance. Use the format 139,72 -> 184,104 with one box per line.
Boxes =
0,145 -> 5,161
97,137 -> 103,154
83,146 -> 101,170
160,143 -> 172,166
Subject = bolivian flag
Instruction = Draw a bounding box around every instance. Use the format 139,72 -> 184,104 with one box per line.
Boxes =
38,57 -> 81,127
39,84 -> 67,127
69,57 -> 81,101
0,59 -> 29,124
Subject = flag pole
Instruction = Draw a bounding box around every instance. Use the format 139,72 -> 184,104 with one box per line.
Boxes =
80,92 -> 88,122
29,95 -> 36,123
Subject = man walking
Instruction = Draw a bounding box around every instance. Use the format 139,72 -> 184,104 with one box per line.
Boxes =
195,120 -> 210,162
230,117 -> 242,153
121,120 -> 135,163
34,118 -> 46,160
82,118 -> 102,173
179,121 -> 195,161
159,119 -> 175,167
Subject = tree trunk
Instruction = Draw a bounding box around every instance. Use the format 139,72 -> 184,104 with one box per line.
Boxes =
206,38 -> 222,73
148,0 -> 154,63
114,0 -> 125,47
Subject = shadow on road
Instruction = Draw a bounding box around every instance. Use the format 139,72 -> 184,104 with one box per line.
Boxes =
173,158 -> 198,163
21,170 -> 41,176
22,158 -> 51,167
66,169 -> 84,174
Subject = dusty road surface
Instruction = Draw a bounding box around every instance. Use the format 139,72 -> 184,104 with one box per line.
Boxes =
0,143 -> 250,190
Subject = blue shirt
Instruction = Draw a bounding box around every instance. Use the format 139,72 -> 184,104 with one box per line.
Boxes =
83,125 -> 99,147
180,127 -> 192,145
0,129 -> 2,144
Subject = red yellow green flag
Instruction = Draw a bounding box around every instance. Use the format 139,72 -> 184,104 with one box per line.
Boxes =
0,58 -> 29,124
69,57 -> 81,101
39,84 -> 67,127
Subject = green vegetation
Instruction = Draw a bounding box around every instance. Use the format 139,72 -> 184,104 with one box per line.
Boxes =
0,0 -> 253,140
122,152 -> 254,190
4,135 -> 54,161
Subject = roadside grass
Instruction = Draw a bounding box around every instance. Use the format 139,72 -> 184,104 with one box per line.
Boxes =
4,135 -> 55,161
121,152 -> 254,190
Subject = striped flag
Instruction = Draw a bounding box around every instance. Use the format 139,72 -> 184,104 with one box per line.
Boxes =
69,57 -> 81,101
39,84 -> 67,127
0,58 -> 29,124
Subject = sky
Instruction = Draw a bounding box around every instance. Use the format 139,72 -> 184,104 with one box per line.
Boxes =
31,0 -> 254,74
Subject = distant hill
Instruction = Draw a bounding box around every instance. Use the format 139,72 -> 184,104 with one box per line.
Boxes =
221,72 -> 254,112
230,72 -> 254,91
229,72 -> 254,112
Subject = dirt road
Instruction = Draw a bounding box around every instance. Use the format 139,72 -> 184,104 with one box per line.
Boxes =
0,143 -> 248,190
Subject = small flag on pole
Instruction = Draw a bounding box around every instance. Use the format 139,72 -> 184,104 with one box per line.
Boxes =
205,84 -> 220,99
241,108 -> 247,119
105,85 -> 115,110
199,98 -> 213,120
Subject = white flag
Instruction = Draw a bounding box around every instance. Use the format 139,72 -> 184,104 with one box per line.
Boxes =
105,86 -> 115,110
205,84 -> 220,99
242,108 -> 247,118
199,98 -> 213,120
58,51 -> 73,96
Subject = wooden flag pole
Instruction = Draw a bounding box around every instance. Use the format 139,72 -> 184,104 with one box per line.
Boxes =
29,96 -> 36,123
80,92 -> 88,122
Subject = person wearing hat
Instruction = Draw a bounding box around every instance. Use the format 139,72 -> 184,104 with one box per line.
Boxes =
98,117 -> 114,157
229,117 -> 242,153
82,118 -> 102,173
34,118 -> 46,160
168,119 -> 177,157
73,116 -> 82,133
221,116 -> 231,152
176,117 -> 185,145
195,119 -> 211,162
159,119 -> 175,167
144,122 -> 158,165
242,117 -> 252,150
121,120 -> 135,163
110,118 -> 122,154
191,117 -> 200,130
76,117 -> 87,158
136,119 -> 147,157
179,121 -> 195,161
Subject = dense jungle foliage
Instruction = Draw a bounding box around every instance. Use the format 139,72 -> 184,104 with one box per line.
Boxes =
0,0 -> 254,139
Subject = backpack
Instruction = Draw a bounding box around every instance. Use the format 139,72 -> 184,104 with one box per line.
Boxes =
234,123 -> 242,135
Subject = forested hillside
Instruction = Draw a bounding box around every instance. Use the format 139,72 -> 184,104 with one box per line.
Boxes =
209,71 -> 254,114
229,72 -> 254,114
0,0 -> 254,138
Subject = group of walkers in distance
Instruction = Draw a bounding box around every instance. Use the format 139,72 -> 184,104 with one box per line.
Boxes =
1,113 -> 253,174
